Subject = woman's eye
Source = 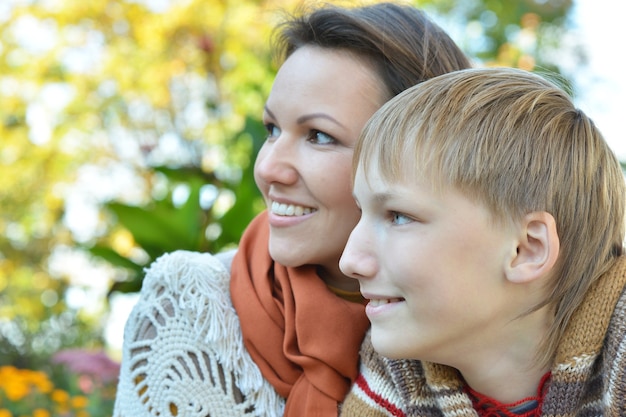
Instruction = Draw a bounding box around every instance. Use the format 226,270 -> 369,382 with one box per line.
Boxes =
390,211 -> 412,225
308,130 -> 336,145
264,123 -> 281,139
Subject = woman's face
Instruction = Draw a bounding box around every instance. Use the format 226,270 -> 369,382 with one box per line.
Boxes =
254,46 -> 388,289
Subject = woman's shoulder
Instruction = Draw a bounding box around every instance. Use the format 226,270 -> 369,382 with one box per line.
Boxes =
215,248 -> 238,273
134,249 -> 236,308
135,249 -> 242,350
115,248 -> 285,417
145,249 -> 236,278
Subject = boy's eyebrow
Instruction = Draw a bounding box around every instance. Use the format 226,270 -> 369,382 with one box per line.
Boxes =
373,192 -> 393,203
263,105 -> 276,120
353,190 -> 394,204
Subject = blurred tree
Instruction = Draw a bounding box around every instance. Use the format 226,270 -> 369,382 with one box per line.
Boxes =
0,0 -> 290,364
0,0 -> 579,364
421,0 -> 575,81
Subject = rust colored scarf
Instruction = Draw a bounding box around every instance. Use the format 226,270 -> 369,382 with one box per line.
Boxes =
230,211 -> 369,416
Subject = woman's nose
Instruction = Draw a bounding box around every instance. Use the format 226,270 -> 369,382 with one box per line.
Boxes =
340,222 -> 378,280
254,137 -> 299,186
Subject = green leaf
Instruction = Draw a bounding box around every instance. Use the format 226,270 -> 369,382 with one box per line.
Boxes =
88,245 -> 145,272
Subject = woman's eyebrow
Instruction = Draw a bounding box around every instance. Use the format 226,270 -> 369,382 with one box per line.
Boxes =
296,113 -> 345,128
264,104 -> 346,129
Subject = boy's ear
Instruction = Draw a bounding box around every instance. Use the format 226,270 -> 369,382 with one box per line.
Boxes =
506,211 -> 560,284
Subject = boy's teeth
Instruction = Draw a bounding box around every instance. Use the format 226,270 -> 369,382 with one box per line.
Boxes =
271,201 -> 314,216
368,298 -> 404,307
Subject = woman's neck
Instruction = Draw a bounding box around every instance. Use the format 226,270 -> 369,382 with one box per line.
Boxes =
316,264 -> 361,292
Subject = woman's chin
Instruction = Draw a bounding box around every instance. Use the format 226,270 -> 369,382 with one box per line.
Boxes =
268,246 -> 304,268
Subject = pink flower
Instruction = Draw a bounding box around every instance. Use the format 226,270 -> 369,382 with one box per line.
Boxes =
52,349 -> 120,384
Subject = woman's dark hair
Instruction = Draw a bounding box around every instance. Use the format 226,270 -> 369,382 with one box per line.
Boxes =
273,2 -> 471,98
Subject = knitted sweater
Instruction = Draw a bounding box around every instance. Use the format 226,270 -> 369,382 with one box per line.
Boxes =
340,256 -> 626,417
113,250 -> 284,417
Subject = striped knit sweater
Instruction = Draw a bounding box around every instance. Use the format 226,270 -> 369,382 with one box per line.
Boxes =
340,256 -> 626,417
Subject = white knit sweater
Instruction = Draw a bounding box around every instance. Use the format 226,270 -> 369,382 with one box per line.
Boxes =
112,250 -> 285,417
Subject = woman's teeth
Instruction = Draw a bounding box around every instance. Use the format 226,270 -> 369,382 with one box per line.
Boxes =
368,298 -> 404,307
271,201 -> 315,216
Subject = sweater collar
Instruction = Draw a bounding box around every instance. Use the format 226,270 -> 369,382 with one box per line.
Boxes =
553,256 -> 626,366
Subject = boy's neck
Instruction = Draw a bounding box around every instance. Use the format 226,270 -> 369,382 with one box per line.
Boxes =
463,362 -> 551,404
458,307 -> 553,403
465,370 -> 551,417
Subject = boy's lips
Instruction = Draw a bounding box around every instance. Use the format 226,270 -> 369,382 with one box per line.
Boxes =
367,297 -> 405,307
361,292 -> 406,306
363,294 -> 406,319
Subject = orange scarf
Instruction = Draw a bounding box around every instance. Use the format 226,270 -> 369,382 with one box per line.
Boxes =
230,211 -> 369,416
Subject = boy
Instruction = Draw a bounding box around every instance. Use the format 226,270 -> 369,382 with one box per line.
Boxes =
339,67 -> 626,416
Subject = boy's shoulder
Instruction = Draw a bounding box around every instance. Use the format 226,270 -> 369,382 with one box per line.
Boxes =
342,332 -> 436,415
603,256 -> 626,352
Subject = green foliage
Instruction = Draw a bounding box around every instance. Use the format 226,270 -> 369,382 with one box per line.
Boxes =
0,312 -> 103,370
89,116 -> 266,295
421,0 -> 575,81
0,0 -> 275,365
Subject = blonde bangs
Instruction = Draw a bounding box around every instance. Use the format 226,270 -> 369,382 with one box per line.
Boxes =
354,85 -> 452,193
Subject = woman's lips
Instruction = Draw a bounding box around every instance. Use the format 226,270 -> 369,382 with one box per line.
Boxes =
270,200 -> 316,216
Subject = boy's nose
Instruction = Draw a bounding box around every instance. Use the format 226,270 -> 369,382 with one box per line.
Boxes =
340,224 -> 378,280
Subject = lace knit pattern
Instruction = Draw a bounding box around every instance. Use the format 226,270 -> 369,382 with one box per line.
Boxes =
113,250 -> 285,417
340,256 -> 626,417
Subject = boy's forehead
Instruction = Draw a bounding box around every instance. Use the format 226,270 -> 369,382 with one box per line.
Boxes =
355,156 -> 430,193
356,146 -> 426,181
353,161 -> 386,195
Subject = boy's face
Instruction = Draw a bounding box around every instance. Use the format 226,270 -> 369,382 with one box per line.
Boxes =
340,161 -> 525,367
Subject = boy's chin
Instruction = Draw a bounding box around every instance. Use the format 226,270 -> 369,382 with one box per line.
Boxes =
370,327 -> 412,360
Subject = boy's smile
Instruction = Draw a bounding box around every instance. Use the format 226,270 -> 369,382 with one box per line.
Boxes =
362,295 -> 406,318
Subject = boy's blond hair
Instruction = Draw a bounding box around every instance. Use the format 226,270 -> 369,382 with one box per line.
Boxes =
355,67 -> 625,365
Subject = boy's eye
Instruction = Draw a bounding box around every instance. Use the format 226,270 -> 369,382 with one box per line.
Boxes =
264,123 -> 281,139
308,130 -> 336,145
390,211 -> 412,225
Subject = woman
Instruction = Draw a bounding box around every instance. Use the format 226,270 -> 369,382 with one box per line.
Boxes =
113,3 -> 470,417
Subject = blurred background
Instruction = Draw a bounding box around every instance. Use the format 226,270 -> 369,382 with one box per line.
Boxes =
1,0 -> 624,414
